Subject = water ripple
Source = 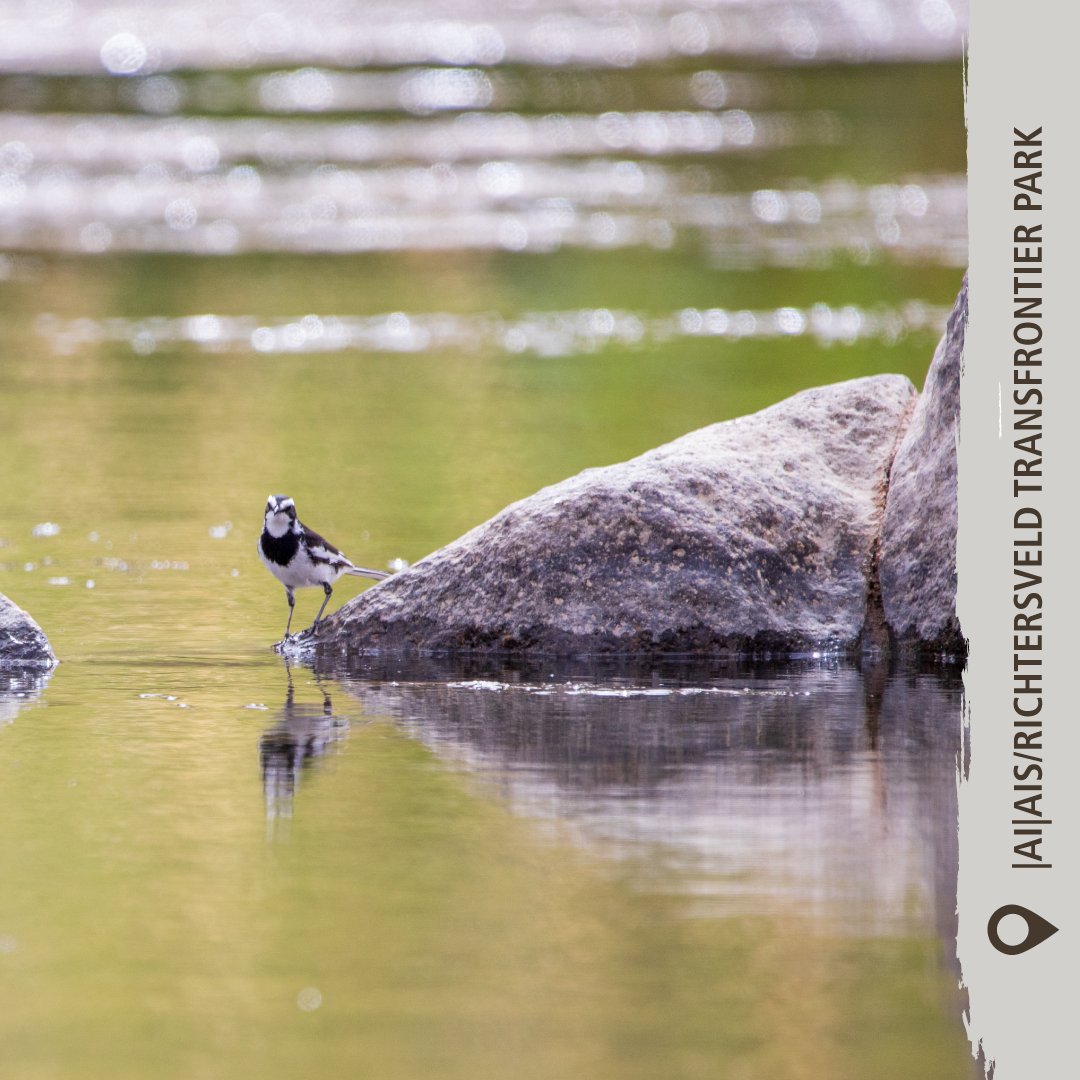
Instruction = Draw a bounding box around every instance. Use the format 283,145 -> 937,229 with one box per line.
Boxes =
0,112 -> 963,261
34,299 -> 951,358
0,1 -> 966,76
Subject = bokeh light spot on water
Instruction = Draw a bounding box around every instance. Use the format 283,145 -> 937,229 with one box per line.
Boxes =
669,12 -> 711,57
775,307 -> 806,335
259,66 -> 335,112
688,70 -> 727,109
920,0 -> 959,36
100,32 -> 149,76
226,163 -> 262,195
251,326 -> 275,352
0,139 -> 33,175
133,74 -> 185,114
78,221 -> 112,252
296,986 -> 323,1012
247,11 -> 294,57
164,197 -> 198,230
723,108 -> 756,146
780,17 -> 820,60
750,188 -> 787,224
0,173 -> 26,209
497,217 -> 529,251
476,160 -> 523,198
399,68 -> 494,115
180,134 -> 220,173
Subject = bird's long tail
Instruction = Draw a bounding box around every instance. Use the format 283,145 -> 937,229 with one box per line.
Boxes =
345,566 -> 391,580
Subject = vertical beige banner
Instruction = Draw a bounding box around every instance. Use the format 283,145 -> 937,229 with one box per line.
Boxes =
960,2 -> 1080,1075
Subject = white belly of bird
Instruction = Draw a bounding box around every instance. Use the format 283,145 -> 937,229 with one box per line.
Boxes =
259,545 -> 347,590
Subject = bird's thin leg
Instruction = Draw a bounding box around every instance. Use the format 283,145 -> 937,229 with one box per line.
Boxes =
283,587 -> 296,638
313,582 -> 333,630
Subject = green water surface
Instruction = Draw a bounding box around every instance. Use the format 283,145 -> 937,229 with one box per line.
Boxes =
0,53 -> 971,1080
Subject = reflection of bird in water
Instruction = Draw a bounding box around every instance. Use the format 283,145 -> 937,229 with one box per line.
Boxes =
260,660 -> 347,824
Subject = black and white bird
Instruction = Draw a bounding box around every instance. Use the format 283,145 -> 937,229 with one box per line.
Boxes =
258,494 -> 389,640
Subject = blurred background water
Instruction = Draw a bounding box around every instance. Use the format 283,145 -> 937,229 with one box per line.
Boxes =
0,2 -> 970,1078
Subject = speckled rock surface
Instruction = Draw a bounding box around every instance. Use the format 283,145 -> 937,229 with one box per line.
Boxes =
880,277 -> 966,655
0,593 -> 57,669
307,373 -> 917,659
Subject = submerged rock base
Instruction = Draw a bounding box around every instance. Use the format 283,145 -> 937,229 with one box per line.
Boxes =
301,279 -> 966,661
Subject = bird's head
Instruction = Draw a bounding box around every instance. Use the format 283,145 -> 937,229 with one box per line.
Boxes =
264,494 -> 298,537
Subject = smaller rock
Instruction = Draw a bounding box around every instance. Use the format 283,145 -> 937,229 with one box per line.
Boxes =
0,593 -> 57,669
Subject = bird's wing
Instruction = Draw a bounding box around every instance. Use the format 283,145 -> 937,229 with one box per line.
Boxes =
301,526 -> 351,568
304,525 -> 389,579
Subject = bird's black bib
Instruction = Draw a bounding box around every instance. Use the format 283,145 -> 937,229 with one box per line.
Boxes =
260,528 -> 300,568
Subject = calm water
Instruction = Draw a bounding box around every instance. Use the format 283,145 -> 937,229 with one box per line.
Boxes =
1,2 -> 970,1077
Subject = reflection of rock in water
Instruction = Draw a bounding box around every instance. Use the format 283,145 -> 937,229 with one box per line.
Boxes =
327,655 -> 961,954
260,663 -> 347,822
0,669 -> 52,726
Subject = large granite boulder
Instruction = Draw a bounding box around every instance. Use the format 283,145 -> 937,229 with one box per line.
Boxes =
0,593 -> 56,669
879,277 -> 965,655
305,373 -> 917,659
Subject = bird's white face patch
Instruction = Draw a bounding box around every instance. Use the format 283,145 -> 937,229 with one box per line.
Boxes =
264,494 -> 297,537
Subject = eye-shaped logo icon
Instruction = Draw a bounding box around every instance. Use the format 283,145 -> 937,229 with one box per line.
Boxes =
987,904 -> 1059,955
